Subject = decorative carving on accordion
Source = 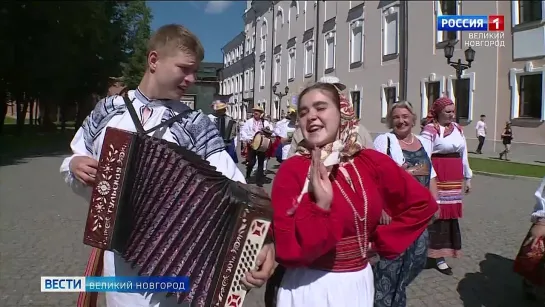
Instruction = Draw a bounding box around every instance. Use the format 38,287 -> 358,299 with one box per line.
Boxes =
83,127 -> 273,307
217,217 -> 271,307
85,139 -> 131,248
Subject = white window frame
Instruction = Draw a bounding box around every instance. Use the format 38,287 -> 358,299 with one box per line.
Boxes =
420,73 -> 446,115
349,85 -> 363,118
380,79 -> 400,118
244,71 -> 249,91
260,61 -> 266,88
509,61 -> 545,121
435,0 -> 460,43
349,19 -> 364,64
304,39 -> 314,76
511,0 -> 545,26
288,47 -> 296,81
288,1 -> 299,38
250,69 -> 254,90
446,72 -> 476,121
246,38 -> 251,55
274,53 -> 282,84
382,4 -> 399,57
273,98 -> 279,120
260,19 -> 268,54
324,30 -> 336,70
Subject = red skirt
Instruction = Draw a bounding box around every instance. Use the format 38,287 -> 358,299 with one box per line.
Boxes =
267,137 -> 282,158
514,226 -> 545,286
431,153 -> 464,219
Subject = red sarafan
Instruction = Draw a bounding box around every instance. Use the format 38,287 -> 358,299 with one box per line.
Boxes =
514,229 -> 545,286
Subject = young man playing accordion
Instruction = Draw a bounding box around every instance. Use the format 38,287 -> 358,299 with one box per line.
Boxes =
60,24 -> 276,307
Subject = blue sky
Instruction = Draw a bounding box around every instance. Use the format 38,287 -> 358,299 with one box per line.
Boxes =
147,1 -> 246,63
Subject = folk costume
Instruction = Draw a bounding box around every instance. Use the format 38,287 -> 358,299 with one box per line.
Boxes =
420,97 -> 472,269
240,106 -> 273,186
514,176 -> 545,299
272,108 -> 297,163
373,132 -> 437,306
60,89 -> 245,307
208,101 -> 238,163
271,97 -> 438,307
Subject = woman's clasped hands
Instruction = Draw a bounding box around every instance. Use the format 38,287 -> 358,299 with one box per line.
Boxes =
309,146 -> 333,210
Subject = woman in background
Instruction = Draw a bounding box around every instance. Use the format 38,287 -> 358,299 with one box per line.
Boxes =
499,121 -> 513,160
271,82 -> 437,307
514,176 -> 545,300
420,97 -> 473,275
373,101 -> 437,306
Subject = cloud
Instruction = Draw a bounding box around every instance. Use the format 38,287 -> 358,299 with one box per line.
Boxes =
204,1 -> 232,14
187,1 -> 202,10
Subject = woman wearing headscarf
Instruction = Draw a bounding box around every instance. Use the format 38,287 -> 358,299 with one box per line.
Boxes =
270,82 -> 438,307
513,176 -> 545,300
420,97 -> 473,275
286,77 -> 375,158
373,100 -> 438,306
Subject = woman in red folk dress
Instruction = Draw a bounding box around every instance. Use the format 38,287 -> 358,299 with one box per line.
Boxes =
420,97 -> 473,275
270,82 -> 438,307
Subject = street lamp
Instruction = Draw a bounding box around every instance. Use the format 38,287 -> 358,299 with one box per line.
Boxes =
444,42 -> 476,123
273,85 -> 289,119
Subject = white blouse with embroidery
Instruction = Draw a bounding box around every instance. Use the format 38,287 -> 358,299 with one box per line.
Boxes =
532,176 -> 545,222
420,124 -> 473,180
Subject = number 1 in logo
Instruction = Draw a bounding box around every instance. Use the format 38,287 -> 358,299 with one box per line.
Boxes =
488,15 -> 504,31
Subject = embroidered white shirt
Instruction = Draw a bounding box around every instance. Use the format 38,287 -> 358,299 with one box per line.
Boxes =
59,90 -> 244,307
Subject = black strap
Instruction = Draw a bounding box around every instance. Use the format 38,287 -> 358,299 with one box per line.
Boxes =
218,115 -> 226,139
386,136 -> 391,157
123,96 -> 192,136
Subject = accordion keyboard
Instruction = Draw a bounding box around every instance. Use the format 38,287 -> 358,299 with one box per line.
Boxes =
223,218 -> 271,307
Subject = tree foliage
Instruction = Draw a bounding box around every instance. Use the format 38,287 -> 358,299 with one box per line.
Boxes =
0,1 -> 152,133
122,1 -> 153,89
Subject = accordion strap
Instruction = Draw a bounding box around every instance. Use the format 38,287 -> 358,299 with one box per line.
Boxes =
123,96 -> 192,136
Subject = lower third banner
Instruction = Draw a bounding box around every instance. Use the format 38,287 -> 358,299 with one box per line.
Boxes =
86,276 -> 190,293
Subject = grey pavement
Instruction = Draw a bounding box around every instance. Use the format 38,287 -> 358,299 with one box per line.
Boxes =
457,138 -> 544,166
0,155 -> 543,307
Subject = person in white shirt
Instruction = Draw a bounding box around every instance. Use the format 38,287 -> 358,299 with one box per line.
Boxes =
420,97 -> 473,276
239,106 -> 273,187
475,114 -> 487,154
373,100 -> 438,307
60,24 -> 275,307
272,107 -> 297,163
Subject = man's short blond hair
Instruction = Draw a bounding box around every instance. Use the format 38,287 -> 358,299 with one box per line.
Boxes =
147,24 -> 205,61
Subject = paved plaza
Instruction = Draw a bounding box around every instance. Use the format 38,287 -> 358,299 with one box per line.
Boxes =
0,154 -> 544,307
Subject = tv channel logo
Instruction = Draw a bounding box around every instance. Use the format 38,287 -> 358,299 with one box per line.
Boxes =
41,277 -> 85,292
437,15 -> 504,32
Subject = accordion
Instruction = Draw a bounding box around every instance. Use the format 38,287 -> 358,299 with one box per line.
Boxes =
82,100 -> 272,307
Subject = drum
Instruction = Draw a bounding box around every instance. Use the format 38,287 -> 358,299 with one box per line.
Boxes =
252,132 -> 272,152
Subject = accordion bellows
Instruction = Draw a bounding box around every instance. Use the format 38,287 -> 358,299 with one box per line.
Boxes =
83,127 -> 272,307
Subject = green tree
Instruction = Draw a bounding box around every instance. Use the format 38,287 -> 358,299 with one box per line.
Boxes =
0,1 -> 153,133
122,1 -> 153,89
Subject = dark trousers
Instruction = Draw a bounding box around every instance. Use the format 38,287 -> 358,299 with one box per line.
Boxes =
476,136 -> 485,153
264,265 -> 286,307
246,147 -> 266,185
